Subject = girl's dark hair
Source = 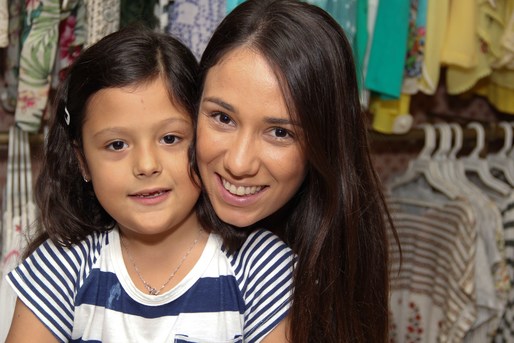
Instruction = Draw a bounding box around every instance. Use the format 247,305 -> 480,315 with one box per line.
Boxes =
193,1 -> 394,342
26,25 -> 199,256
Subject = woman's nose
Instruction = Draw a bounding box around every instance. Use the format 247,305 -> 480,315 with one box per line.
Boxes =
223,134 -> 260,177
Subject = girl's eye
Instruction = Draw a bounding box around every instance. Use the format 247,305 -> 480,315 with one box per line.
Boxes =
107,140 -> 127,151
161,134 -> 180,145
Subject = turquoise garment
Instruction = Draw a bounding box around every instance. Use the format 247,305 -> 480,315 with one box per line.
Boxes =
306,0 -> 356,51
228,0 -> 357,51
326,0 -> 356,49
365,0 -> 410,98
226,0 -> 244,13
305,0 -> 327,7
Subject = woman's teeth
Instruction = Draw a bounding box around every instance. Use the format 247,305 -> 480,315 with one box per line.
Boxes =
222,179 -> 262,196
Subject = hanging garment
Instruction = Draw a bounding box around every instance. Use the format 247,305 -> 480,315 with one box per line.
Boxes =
14,0 -> 61,132
158,0 -> 173,32
0,126 -> 36,342
475,81 -> 514,115
496,8 -> 514,69
386,195 -> 477,343
226,0 -> 243,13
493,194 -> 514,341
168,0 -> 225,60
354,0 -> 367,104
305,0 -> 357,51
358,0 -> 379,108
0,0 -> 8,47
443,0 -> 493,94
51,0 -> 86,90
85,0 -> 120,48
0,0 -> 23,114
387,123 -> 513,342
120,0 -> 158,30
370,94 -> 413,134
402,0 -> 427,95
441,0 -> 478,69
418,0 -> 449,95
469,1 -> 514,115
365,0 -> 411,98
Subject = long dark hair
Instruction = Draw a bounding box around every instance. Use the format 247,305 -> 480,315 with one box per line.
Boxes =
194,1 -> 394,341
26,26 -> 199,256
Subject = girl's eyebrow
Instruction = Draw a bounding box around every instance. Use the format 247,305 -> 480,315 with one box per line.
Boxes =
203,97 -> 235,113
93,117 -> 189,137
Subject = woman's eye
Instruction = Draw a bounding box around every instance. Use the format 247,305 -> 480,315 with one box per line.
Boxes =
272,127 -> 293,139
107,141 -> 127,151
213,112 -> 233,125
161,134 -> 180,145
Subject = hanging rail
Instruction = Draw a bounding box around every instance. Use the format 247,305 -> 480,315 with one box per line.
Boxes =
0,131 -> 45,146
369,125 -> 508,144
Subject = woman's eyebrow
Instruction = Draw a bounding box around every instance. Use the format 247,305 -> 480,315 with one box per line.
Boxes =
203,97 -> 235,112
203,96 -> 300,126
264,117 -> 301,127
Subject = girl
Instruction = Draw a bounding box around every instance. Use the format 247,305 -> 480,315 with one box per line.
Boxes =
6,26 -> 293,343
194,0 -> 395,342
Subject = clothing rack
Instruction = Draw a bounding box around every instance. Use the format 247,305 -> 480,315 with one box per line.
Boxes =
369,125 -> 508,144
0,131 -> 44,146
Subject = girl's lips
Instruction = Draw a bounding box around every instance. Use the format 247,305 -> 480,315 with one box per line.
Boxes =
129,189 -> 170,205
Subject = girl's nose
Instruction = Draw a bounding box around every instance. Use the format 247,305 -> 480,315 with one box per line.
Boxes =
133,145 -> 162,177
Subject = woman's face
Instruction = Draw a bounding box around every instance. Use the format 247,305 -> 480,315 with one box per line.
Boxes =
196,47 -> 307,227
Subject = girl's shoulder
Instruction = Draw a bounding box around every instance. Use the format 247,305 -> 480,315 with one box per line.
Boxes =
222,228 -> 295,342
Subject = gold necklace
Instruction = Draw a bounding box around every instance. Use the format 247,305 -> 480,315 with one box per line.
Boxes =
120,231 -> 201,296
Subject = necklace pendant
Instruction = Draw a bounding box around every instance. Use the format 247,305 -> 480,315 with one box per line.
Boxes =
148,287 -> 159,295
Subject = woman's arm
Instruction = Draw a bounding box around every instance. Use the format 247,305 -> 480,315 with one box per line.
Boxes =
6,298 -> 57,343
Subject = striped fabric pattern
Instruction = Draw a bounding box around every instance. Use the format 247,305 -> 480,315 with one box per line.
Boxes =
6,228 -> 294,342
388,200 -> 477,342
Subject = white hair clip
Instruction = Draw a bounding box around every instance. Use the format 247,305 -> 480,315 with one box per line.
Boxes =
64,106 -> 71,125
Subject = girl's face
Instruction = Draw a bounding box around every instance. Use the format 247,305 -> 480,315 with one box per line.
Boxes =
197,47 -> 307,227
80,77 -> 200,239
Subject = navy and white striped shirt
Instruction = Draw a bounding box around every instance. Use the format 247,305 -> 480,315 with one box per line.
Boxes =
7,227 -> 294,342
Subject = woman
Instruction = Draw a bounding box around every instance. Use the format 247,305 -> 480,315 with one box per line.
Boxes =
193,0 -> 395,342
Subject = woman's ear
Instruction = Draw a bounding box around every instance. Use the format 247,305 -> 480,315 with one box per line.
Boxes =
73,144 -> 91,182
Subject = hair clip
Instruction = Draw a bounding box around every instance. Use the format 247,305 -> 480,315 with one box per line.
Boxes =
64,106 -> 71,125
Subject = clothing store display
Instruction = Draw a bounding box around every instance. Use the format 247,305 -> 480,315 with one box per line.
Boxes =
14,0 -> 61,132
168,0 -> 225,60
0,0 -> 8,47
85,0 -> 120,47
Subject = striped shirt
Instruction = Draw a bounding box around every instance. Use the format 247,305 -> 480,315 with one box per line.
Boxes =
7,228 -> 294,342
